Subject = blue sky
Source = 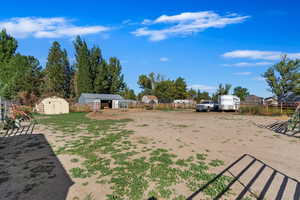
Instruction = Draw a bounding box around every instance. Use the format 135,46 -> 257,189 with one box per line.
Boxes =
1,0 -> 300,97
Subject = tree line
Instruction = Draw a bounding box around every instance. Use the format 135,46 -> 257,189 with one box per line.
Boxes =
137,73 -> 251,103
0,29 -> 299,105
0,29 -> 134,104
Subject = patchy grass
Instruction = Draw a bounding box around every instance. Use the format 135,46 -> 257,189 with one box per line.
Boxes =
209,159 -> 225,167
39,112 -> 231,200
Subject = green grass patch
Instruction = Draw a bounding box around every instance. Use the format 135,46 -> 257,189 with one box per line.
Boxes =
39,112 -> 231,200
209,159 -> 225,167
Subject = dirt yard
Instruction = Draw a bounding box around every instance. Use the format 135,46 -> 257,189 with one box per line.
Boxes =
2,110 -> 299,200
124,110 -> 300,178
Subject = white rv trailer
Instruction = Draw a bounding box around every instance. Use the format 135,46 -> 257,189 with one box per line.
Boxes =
218,95 -> 240,111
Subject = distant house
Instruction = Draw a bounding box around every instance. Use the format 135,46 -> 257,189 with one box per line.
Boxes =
242,95 -> 264,105
282,93 -> 300,106
142,95 -> 158,104
78,93 -> 124,109
36,96 -> 69,115
173,99 -> 195,104
264,97 -> 278,106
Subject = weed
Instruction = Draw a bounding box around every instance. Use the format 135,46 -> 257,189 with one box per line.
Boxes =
83,193 -> 95,200
39,113 -> 231,200
69,167 -> 90,178
196,153 -> 207,160
209,159 -> 225,167
82,182 -> 89,186
71,158 -> 79,163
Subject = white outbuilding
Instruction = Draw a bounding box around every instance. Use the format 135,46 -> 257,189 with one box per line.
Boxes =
36,96 -> 69,115
141,95 -> 158,104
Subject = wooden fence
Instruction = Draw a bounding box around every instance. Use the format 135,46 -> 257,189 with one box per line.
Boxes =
240,104 -> 297,115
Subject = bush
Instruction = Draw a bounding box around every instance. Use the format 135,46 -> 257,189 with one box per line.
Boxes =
70,104 -> 92,113
18,105 -> 32,114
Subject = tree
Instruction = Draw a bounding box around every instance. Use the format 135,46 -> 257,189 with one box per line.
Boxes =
187,88 -> 197,100
0,54 -> 42,100
233,86 -> 250,101
0,30 -> 43,102
45,41 -> 67,97
121,87 -> 136,100
263,55 -> 300,101
107,57 -> 125,93
74,36 -> 93,95
216,83 -> 232,95
194,90 -> 210,103
62,49 -> 75,98
94,59 -> 110,93
174,77 -> 187,99
154,80 -> 175,103
0,29 -> 18,64
211,83 -> 232,102
138,74 -> 152,90
94,57 -> 125,94
89,46 -> 103,90
137,73 -> 164,96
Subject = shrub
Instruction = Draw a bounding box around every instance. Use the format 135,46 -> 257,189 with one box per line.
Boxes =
70,104 -> 92,113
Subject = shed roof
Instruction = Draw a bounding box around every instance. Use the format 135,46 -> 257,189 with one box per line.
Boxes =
143,95 -> 158,100
245,95 -> 263,99
80,93 -> 124,100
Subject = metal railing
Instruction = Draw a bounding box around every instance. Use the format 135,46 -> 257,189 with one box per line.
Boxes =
187,154 -> 300,200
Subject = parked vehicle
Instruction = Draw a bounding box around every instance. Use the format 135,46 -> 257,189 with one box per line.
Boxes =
196,100 -> 218,112
218,95 -> 240,111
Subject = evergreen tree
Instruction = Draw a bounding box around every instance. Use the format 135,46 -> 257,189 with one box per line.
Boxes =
0,54 -> 42,100
0,29 -> 18,64
45,41 -> 66,96
74,36 -> 93,95
94,59 -> 110,93
174,77 -> 187,99
62,49 -> 74,98
107,57 -> 125,93
89,46 -> 103,90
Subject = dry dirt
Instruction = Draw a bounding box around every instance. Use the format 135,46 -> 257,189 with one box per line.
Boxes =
2,110 -> 299,200
122,110 -> 300,199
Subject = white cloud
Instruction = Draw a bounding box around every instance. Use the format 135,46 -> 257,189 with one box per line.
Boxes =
188,84 -> 217,91
0,17 -> 110,38
132,11 -> 250,41
233,72 -> 252,75
222,50 -> 300,60
159,57 -> 169,62
253,76 -> 265,81
223,61 -> 273,67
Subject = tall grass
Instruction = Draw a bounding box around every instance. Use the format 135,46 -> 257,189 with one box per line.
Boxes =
239,105 -> 295,116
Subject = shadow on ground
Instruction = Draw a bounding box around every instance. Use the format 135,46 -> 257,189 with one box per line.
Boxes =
0,134 -> 73,200
187,154 -> 300,200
